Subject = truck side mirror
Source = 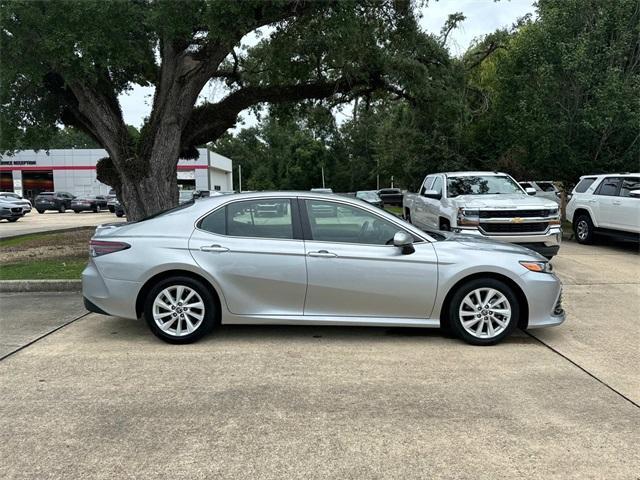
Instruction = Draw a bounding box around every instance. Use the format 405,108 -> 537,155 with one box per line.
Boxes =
422,189 -> 441,200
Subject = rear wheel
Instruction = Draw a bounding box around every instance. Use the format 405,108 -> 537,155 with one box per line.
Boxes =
448,278 -> 519,346
7,217 -> 18,222
74,210 -> 80,214
439,218 -> 451,231
144,276 -> 216,344
573,214 -> 594,244
37,209 -> 44,214
116,211 -> 124,218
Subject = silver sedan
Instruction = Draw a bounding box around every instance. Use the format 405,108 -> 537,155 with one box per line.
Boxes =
82,192 -> 565,346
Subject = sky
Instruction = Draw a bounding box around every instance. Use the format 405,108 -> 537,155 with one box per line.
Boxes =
118,0 -> 536,129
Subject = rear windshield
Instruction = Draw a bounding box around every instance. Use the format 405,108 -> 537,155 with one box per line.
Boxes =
137,200 -> 195,222
574,177 -> 596,193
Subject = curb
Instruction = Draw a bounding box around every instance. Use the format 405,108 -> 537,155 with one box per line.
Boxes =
0,279 -> 82,292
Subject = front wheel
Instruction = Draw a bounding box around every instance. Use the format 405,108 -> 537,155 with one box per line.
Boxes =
7,217 -> 19,222
448,278 -> 519,346
573,214 -> 594,244
144,276 -> 216,344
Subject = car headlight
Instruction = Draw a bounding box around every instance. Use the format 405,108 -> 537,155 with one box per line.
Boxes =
457,208 -> 480,226
520,261 -> 553,273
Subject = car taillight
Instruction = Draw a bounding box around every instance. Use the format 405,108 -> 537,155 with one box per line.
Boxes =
90,240 -> 130,257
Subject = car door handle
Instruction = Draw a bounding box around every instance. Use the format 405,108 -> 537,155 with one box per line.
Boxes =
200,244 -> 229,253
308,250 -> 337,258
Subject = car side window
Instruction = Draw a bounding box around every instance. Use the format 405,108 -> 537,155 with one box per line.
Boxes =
619,178 -> 640,197
432,176 -> 443,195
574,177 -> 596,193
594,177 -> 621,196
305,200 -> 402,245
420,177 -> 433,194
201,199 -> 294,239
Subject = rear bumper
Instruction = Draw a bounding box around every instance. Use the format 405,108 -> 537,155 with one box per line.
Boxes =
82,260 -> 141,319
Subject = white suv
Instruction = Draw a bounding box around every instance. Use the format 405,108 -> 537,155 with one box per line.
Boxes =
566,173 -> 640,244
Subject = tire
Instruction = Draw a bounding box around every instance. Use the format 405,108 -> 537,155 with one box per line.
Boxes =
74,210 -> 80,214
144,276 -> 216,344
116,211 -> 124,218
37,209 -> 44,214
448,278 -> 519,346
439,219 -> 451,231
58,204 -> 66,213
108,206 -> 115,213
573,213 -> 594,244
7,217 -> 18,222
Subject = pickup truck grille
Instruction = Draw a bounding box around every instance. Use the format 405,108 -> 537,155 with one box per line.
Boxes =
480,222 -> 549,233
10,207 -> 22,213
479,209 -> 552,218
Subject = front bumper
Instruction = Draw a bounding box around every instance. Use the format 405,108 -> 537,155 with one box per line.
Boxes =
520,271 -> 566,329
456,226 -> 562,253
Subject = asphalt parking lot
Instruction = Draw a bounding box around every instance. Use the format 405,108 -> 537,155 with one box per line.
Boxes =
0,211 -> 124,239
0,239 -> 638,479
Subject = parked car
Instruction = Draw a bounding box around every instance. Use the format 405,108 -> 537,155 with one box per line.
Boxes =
106,189 -> 117,212
111,199 -> 126,218
377,188 -> 403,206
355,190 -> 384,208
71,195 -> 108,213
34,191 -> 75,213
518,181 -> 561,203
566,173 -> 640,244
0,192 -> 32,214
403,172 -> 562,259
83,192 -> 565,346
0,198 -> 24,222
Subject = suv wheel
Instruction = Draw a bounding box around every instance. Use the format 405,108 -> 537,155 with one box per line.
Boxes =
37,209 -> 44,214
573,213 -> 594,244
448,278 -> 519,346
144,276 -> 216,344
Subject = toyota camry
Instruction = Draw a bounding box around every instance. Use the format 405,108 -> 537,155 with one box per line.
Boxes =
82,192 -> 565,345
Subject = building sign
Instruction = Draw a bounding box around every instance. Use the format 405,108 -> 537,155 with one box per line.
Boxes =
0,160 -> 37,166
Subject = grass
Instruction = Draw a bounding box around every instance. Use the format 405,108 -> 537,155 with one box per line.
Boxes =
384,205 -> 403,217
0,257 -> 87,280
0,227 -> 93,248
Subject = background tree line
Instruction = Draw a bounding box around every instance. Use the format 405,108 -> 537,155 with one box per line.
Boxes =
215,0 -> 640,192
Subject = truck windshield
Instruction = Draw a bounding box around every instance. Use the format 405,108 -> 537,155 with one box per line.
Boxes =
447,176 -> 523,197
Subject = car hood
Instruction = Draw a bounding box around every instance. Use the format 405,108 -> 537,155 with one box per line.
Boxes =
437,231 -> 547,260
450,194 -> 557,209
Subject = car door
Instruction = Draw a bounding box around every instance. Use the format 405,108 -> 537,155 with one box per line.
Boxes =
616,177 -> 640,233
413,176 -> 433,228
301,198 -> 438,319
189,197 -> 308,316
593,177 -> 622,229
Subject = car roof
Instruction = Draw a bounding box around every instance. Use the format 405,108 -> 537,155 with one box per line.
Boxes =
578,173 -> 640,179
431,171 -> 511,177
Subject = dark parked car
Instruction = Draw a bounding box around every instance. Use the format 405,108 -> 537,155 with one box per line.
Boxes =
34,191 -> 75,213
71,195 -> 108,213
113,199 -> 126,218
355,190 -> 383,208
377,188 -> 403,206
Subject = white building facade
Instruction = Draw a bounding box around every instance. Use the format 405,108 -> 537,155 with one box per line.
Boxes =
0,148 -> 233,200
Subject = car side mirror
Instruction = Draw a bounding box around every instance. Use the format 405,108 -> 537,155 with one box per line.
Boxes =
393,231 -> 415,255
629,190 -> 640,198
525,187 -> 536,195
422,189 -> 441,200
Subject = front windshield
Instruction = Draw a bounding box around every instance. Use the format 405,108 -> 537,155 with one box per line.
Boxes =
447,176 -> 523,197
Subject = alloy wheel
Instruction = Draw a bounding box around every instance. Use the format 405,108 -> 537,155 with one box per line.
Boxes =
152,285 -> 205,337
576,220 -> 589,240
458,287 -> 512,339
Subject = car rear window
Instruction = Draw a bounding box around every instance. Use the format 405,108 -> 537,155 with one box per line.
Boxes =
620,178 -> 640,197
573,177 -> 596,193
595,177 -> 622,196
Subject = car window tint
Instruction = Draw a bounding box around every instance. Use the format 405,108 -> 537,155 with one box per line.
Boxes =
519,182 -> 533,189
432,176 -> 443,195
619,178 -> 640,197
227,199 -> 293,239
574,177 -> 596,193
595,177 -> 621,196
306,200 -> 400,245
537,182 -> 556,192
199,207 -> 226,235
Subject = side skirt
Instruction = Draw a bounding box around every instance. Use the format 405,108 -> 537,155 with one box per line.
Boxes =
221,313 -> 440,328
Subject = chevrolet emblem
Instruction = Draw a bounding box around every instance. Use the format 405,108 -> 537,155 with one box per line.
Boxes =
511,217 -> 524,223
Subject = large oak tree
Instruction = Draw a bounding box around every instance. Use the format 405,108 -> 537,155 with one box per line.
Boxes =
1,0 -> 429,220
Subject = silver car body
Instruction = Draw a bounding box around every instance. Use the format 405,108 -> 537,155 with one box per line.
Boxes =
83,192 -> 564,330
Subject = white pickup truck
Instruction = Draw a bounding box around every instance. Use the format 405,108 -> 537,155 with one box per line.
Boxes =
403,171 -> 562,258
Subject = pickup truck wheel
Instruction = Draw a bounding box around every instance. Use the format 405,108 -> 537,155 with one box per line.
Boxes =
573,214 -> 594,244
439,219 -> 451,231
448,278 -> 519,346
404,210 -> 412,223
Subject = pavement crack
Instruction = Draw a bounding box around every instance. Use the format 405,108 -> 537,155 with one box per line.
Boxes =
0,311 -> 90,362
524,330 -> 640,410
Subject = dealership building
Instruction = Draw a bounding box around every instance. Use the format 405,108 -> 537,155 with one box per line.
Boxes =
0,148 -> 233,201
